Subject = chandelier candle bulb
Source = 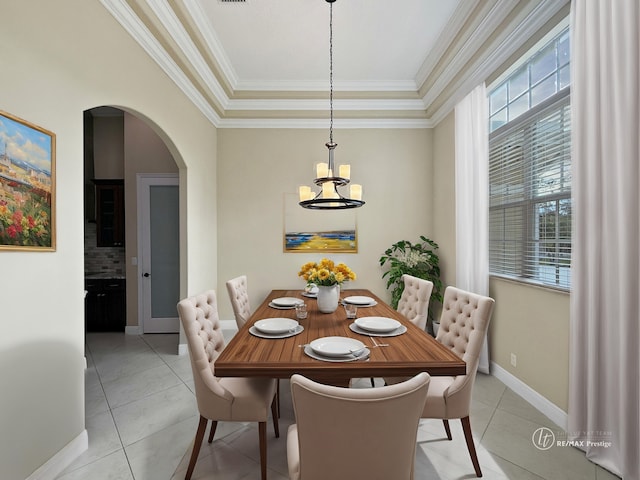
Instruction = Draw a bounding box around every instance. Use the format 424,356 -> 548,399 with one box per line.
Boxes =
339,164 -> 350,179
299,185 -> 312,202
316,162 -> 329,178
322,182 -> 333,199
350,184 -> 362,200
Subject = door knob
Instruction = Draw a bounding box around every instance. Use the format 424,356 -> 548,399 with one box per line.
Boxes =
143,272 -> 150,277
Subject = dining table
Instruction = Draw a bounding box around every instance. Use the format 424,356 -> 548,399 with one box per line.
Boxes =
214,288 -> 466,387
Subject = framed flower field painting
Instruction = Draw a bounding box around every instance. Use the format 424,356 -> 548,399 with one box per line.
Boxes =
0,110 -> 56,251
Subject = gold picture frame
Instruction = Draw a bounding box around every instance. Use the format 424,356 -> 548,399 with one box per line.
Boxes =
0,110 -> 56,251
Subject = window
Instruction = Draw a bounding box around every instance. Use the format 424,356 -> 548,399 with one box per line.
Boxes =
488,26 -> 571,290
490,28 -> 570,132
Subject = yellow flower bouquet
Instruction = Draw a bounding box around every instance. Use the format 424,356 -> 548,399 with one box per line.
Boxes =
298,258 -> 356,287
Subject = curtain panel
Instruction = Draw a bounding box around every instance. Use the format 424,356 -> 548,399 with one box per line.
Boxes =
455,83 -> 491,374
569,1 -> 640,478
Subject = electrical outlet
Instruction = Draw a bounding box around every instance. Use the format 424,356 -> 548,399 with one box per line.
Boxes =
510,353 -> 517,367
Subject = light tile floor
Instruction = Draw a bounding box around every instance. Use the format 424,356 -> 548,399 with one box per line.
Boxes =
57,332 -> 621,480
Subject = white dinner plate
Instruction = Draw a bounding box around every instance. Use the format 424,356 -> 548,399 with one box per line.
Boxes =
271,297 -> 304,307
309,336 -> 366,357
341,299 -> 377,307
354,317 -> 402,333
250,325 -> 304,339
269,302 -> 297,310
349,323 -> 407,337
304,345 -> 370,362
343,296 -> 376,305
253,318 -> 299,334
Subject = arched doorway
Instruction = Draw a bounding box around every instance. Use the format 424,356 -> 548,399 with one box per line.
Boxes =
83,106 -> 180,336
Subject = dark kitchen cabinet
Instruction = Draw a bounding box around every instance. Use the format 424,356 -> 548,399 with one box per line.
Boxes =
85,278 -> 126,332
94,179 -> 124,247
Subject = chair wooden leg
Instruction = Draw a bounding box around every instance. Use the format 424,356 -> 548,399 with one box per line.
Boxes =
207,420 -> 218,443
443,419 -> 452,440
186,416 -> 208,480
258,421 -> 267,480
461,416 -> 482,477
271,395 -> 280,438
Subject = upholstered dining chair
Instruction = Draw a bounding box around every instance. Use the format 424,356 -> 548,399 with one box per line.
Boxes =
287,372 -> 430,480
421,286 -> 494,477
226,275 -> 251,329
177,290 -> 279,480
397,274 -> 434,331
369,274 -> 434,387
226,274 -> 282,416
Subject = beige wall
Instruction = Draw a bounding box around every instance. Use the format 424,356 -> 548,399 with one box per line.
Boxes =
431,108 -> 571,413
432,110 -> 457,290
123,112 -> 179,328
0,1 -> 217,478
216,128 -> 434,319
93,115 -> 125,179
490,278 -> 570,410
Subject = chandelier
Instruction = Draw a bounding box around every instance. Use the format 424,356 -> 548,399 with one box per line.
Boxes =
298,0 -> 364,210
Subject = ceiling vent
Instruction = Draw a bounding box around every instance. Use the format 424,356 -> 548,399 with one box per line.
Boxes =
219,0 -> 246,3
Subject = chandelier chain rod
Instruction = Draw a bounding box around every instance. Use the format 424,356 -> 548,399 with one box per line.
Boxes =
329,1 -> 333,145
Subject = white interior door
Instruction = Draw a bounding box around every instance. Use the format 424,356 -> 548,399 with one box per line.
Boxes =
138,174 -> 180,333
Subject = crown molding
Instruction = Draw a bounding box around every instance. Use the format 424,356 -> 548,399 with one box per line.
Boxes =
414,0 -> 482,87
183,0 -> 240,89
225,98 -> 428,111
421,0 -> 518,109
429,0 -> 569,126
233,79 -> 420,93
146,0 -> 230,108
218,117 -> 433,129
99,0 -> 222,126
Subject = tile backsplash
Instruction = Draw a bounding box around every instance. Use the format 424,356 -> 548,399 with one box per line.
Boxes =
84,221 -> 125,277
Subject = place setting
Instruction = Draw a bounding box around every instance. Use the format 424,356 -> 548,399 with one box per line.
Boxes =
301,336 -> 370,362
269,296 -> 305,309
349,316 -> 407,337
249,317 -> 304,339
341,295 -> 377,307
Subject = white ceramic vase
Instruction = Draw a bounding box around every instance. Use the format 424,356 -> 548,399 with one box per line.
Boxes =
316,284 -> 340,313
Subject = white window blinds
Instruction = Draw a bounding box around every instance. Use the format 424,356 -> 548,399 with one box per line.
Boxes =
489,90 -> 571,289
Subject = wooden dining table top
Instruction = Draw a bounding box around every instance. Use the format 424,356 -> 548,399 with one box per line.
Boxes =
214,288 -> 466,385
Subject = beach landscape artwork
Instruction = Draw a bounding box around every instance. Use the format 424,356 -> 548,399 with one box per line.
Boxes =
285,230 -> 356,252
283,193 -> 357,253
0,110 -> 56,250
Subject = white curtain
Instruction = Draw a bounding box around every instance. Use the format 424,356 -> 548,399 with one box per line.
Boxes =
455,83 -> 490,374
569,1 -> 640,478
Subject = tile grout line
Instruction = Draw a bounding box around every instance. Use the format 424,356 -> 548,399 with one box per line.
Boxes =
85,339 -> 137,480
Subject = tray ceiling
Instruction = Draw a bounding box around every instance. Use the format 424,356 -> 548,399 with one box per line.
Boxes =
99,0 -> 568,128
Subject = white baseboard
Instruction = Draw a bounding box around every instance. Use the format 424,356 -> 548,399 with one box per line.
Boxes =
178,343 -> 188,356
26,430 -> 88,480
125,325 -> 143,335
491,361 -> 568,430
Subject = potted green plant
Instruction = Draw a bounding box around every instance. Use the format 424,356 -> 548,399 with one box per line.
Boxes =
379,236 -> 443,329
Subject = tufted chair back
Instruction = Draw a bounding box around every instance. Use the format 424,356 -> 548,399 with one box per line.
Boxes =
226,275 -> 252,329
422,286 -> 494,477
287,373 -> 431,480
432,286 -> 494,418
397,274 -> 434,330
177,290 -> 234,419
